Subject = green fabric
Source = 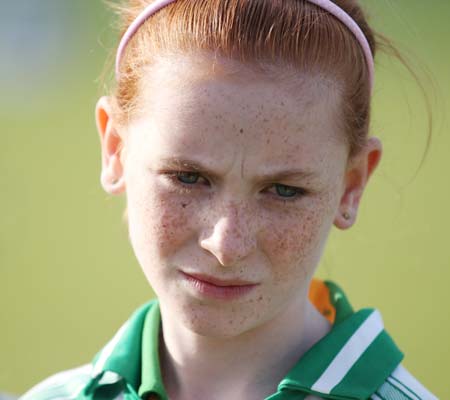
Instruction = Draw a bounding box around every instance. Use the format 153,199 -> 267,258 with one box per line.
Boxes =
76,281 -> 404,400
331,331 -> 403,399
78,301 -> 156,400
92,302 -> 149,388
138,302 -> 168,400
279,308 -> 376,390
265,389 -> 308,399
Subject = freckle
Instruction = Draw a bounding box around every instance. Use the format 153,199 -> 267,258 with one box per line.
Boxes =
181,203 -> 187,208
239,128 -> 244,134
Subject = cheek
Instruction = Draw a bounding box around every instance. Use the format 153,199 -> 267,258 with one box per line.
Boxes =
262,195 -> 336,280
127,183 -> 195,261
153,197 -> 191,255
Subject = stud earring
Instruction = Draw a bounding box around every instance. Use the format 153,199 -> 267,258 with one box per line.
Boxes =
342,212 -> 351,220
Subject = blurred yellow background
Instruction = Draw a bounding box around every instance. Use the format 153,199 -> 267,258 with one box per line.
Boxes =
1,0 -> 449,398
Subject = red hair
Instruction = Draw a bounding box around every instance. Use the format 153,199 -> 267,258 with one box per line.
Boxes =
102,0 -> 431,158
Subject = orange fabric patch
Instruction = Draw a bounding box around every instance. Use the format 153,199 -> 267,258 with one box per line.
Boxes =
309,279 -> 336,324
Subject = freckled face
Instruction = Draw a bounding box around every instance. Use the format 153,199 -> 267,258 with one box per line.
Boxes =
123,55 -> 348,337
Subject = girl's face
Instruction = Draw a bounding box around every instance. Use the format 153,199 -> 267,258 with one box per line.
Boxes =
98,54 -> 375,337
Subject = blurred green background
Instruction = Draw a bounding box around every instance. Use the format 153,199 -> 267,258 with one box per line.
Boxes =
1,0 -> 449,398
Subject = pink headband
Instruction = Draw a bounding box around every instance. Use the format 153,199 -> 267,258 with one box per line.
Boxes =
115,0 -> 374,90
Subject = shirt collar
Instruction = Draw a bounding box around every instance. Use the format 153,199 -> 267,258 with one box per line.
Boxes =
278,308 -> 403,399
80,300 -> 155,399
82,280 -> 403,400
138,302 -> 168,400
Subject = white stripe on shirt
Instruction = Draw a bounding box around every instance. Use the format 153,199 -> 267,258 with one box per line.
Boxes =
311,310 -> 384,394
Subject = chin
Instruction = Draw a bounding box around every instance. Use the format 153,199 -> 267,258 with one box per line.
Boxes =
165,297 -> 266,338
182,313 -> 258,338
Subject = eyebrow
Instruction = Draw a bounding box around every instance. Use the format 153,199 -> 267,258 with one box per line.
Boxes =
157,157 -> 317,182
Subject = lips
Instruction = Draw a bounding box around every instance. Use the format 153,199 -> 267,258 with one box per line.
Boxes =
181,271 -> 257,287
179,271 -> 259,300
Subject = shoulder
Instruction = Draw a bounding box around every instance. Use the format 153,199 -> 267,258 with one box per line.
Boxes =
19,364 -> 93,400
373,364 -> 438,400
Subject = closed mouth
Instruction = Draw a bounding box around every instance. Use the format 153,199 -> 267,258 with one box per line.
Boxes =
179,270 -> 259,300
180,271 -> 258,287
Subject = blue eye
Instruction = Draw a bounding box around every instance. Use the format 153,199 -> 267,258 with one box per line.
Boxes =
272,184 -> 307,200
176,172 -> 201,184
165,171 -> 307,201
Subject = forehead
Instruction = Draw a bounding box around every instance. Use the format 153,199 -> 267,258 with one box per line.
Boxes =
129,52 -> 346,170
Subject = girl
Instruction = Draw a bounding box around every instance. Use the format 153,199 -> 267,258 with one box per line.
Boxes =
20,0 -> 437,399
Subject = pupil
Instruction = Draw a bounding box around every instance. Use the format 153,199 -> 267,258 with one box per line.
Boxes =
276,184 -> 296,197
178,172 -> 199,184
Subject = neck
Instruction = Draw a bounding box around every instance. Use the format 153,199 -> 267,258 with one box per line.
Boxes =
158,295 -> 331,400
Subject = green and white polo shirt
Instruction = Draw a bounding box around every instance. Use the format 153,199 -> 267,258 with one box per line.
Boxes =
20,280 -> 438,400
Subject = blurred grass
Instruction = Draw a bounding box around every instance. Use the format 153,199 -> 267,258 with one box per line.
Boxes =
1,0 -> 449,397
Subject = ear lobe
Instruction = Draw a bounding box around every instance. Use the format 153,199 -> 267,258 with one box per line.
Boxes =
101,168 -> 126,195
95,96 -> 126,195
333,189 -> 357,230
333,137 -> 382,230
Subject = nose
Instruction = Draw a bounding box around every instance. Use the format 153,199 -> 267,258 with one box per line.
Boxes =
199,202 -> 258,267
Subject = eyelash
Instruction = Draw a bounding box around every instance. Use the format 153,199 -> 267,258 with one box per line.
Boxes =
163,171 -> 308,202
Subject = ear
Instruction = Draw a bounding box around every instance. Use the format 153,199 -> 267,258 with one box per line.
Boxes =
334,137 -> 382,230
95,96 -> 126,195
